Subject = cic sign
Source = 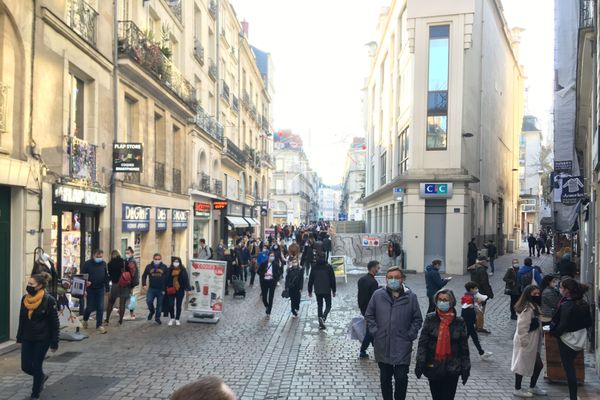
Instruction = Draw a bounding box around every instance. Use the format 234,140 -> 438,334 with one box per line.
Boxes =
419,183 -> 453,199
53,185 -> 107,208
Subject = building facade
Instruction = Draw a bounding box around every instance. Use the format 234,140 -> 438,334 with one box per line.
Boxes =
362,0 -> 524,274
519,116 -> 544,237
317,185 -> 342,221
340,137 -> 366,221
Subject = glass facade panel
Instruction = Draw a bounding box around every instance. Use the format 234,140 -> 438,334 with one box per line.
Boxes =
427,25 -> 449,150
427,115 -> 448,150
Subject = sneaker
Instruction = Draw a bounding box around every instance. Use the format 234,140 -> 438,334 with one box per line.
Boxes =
103,319 -> 109,326
175,320 -> 181,326
318,317 -> 327,330
168,319 -> 175,326
480,352 -> 493,360
147,312 -> 154,321
513,389 -> 533,398
359,352 -> 369,359
291,314 -> 298,319
155,319 -> 162,325
489,272 -> 494,276
529,386 -> 547,396
81,320 -> 88,329
96,326 -> 107,334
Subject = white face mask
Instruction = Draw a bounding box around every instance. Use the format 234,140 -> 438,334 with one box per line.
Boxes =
173,261 -> 180,267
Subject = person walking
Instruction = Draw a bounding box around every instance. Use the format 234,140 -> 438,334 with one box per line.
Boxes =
358,260 -> 380,358
415,289 -> 470,400
540,274 -> 561,323
425,259 -> 451,313
122,247 -> 139,321
536,236 -> 545,257
308,243 -> 337,330
81,249 -> 109,334
285,257 -> 304,318
511,285 -> 547,398
467,238 -> 478,267
258,250 -> 281,317
105,250 -> 136,326
142,253 -> 168,325
550,278 -> 593,400
197,238 -> 212,260
300,235 -> 314,277
517,258 -> 542,293
165,257 -> 192,326
16,273 -> 59,400
460,282 -> 493,361
467,256 -> 493,333
484,240 -> 497,275
365,267 -> 423,400
215,239 -> 226,261
503,261 -> 521,320
527,234 -> 537,257
238,241 -> 251,282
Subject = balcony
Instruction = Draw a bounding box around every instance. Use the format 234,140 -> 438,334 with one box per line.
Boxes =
65,135 -> 97,183
167,0 -> 182,22
173,168 -> 182,194
117,21 -> 197,110
199,172 -> 211,192
213,179 -> 223,196
0,83 -> 7,133
581,0 -> 596,29
261,115 -> 269,132
67,0 -> 98,46
194,39 -> 205,65
208,0 -> 217,19
221,80 -> 230,103
225,138 -> 247,167
155,161 -> 165,190
192,106 -> 223,144
208,58 -> 217,81
232,95 -> 239,113
259,151 -> 274,167
242,91 -> 250,109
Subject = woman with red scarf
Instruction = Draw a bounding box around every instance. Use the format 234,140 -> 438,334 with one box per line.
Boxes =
415,289 -> 470,400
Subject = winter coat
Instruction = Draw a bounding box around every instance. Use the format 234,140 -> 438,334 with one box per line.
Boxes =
467,262 -> 493,298
16,293 -> 60,349
81,259 -> 110,291
258,260 -> 282,282
285,266 -> 304,292
416,311 -> 470,379
216,245 -> 226,261
541,287 -> 560,320
166,266 -> 192,293
550,298 -> 592,338
511,304 -> 543,376
365,287 -> 423,366
527,236 -> 537,247
517,265 -> 542,289
357,273 -> 379,316
307,261 -> 336,295
141,262 -> 169,290
485,243 -> 497,259
503,267 -> 519,295
425,265 -> 447,298
557,259 -> 576,278
107,257 -> 126,284
467,242 -> 478,261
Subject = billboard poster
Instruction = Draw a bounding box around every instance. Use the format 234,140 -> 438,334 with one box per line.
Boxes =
113,143 -> 143,172
188,259 -> 226,314
330,256 -> 347,279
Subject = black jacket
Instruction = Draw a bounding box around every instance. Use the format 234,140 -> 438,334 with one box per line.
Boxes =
285,266 -> 304,292
467,242 -> 478,259
416,311 -> 470,380
107,257 -> 125,284
142,262 -> 169,290
258,260 -> 282,282
81,259 -> 110,291
357,273 -> 379,316
550,298 -> 592,337
557,259 -> 576,278
166,266 -> 192,293
308,261 -> 336,295
16,293 -> 60,349
301,242 -> 314,264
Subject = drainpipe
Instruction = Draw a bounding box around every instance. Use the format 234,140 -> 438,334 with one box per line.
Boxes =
109,0 -> 119,252
216,0 -> 220,123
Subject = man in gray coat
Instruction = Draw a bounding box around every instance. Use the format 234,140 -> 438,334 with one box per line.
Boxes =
365,267 -> 423,400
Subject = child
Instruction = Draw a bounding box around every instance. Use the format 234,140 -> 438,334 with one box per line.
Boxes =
461,281 -> 493,360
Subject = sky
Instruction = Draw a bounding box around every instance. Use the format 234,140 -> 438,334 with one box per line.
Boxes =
231,0 -> 554,185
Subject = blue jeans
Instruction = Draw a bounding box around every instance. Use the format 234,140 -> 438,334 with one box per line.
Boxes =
84,287 -> 105,328
21,340 -> 50,397
490,259 -> 495,273
146,288 -> 164,320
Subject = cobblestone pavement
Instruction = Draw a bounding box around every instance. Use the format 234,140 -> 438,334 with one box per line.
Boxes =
0,247 -> 599,400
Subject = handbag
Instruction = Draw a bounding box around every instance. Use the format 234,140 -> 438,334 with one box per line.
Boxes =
561,328 -> 587,351
166,287 -> 177,296
281,289 -> 289,298
423,360 -> 448,380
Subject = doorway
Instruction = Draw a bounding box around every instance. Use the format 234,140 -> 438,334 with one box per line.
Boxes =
424,200 -> 447,272
0,186 -> 11,342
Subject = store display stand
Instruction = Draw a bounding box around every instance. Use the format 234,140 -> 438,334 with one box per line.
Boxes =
59,327 -> 88,341
187,312 -> 220,324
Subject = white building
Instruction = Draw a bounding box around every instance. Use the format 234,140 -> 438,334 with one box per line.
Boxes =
318,185 -> 342,221
341,137 -> 367,221
361,0 -> 524,274
519,116 -> 544,237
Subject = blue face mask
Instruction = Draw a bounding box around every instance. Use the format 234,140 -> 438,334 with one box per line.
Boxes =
437,301 -> 451,312
387,278 -> 401,291
94,257 -> 103,263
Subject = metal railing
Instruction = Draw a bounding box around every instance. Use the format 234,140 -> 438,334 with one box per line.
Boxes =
232,95 -> 239,113
581,0 -> 596,29
173,168 -> 182,194
261,115 -> 269,132
200,172 -> 211,192
192,106 -> 223,143
242,91 -> 250,108
225,138 -> 247,166
208,58 -> 218,81
66,135 -> 97,182
213,179 -> 223,196
155,162 -> 165,190
68,0 -> 98,46
0,83 -> 7,132
117,21 -> 197,110
209,0 -> 217,19
194,39 -> 205,65
221,80 -> 230,102
167,0 -> 182,22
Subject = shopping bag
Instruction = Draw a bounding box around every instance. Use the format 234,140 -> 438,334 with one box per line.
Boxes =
347,316 -> 366,342
128,294 -> 137,311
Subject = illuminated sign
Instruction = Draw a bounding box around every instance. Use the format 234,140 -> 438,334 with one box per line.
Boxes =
194,202 -> 211,218
213,200 -> 228,210
419,183 -> 453,198
53,185 -> 107,208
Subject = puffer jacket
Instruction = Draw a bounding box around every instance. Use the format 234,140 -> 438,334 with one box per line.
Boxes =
541,287 -> 560,319
16,293 -> 60,349
503,266 -> 519,295
285,266 -> 304,292
416,311 -> 470,379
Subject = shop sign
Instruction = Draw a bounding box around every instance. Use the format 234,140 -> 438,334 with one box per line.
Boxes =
122,204 -> 150,232
254,200 -> 269,207
113,143 -> 143,172
229,202 -> 243,216
561,176 -> 585,204
172,209 -> 189,230
194,202 -> 211,218
53,185 -> 108,208
554,160 -> 572,173
156,208 -> 168,231
362,236 -> 380,247
419,183 -> 453,198
213,200 -> 228,210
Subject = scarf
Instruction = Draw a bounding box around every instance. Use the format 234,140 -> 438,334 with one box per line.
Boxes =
434,309 -> 455,362
171,267 -> 181,291
24,289 -> 45,319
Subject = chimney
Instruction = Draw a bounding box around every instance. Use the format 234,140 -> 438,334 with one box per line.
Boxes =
241,20 -> 249,38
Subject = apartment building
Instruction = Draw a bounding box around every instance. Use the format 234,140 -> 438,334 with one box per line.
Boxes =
362,0 -> 524,274
340,137 -> 367,221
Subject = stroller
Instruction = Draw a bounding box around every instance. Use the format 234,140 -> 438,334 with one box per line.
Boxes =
232,276 -> 246,298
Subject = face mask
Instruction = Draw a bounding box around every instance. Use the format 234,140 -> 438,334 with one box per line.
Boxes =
471,289 -> 479,295
154,260 -> 161,266
173,261 -> 180,267
269,256 -> 275,262
532,296 -> 542,305
437,301 -> 450,312
94,257 -> 103,263
387,278 -> 401,291
26,285 -> 39,296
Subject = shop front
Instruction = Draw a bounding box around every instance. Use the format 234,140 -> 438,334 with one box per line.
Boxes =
51,184 -> 107,276
243,205 -> 260,236
192,201 -> 211,258
216,200 -> 251,247
120,204 -> 150,268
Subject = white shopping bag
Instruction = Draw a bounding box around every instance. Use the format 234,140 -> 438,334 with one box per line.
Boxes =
348,316 -> 366,342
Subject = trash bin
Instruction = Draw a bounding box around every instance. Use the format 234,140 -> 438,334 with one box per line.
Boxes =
507,239 -> 515,253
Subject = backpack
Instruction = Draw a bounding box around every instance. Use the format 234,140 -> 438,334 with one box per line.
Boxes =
118,261 -> 137,288
519,270 -> 533,294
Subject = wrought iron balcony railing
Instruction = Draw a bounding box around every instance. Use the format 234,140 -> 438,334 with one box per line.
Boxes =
261,115 -> 269,132
199,172 -> 211,192
194,39 -> 205,65
221,80 -> 230,102
209,0 -> 217,19
0,83 -> 7,133
68,0 -> 98,46
242,91 -> 250,108
225,138 -> 247,166
581,0 -> 596,29
117,21 -> 197,110
213,179 -> 223,196
155,161 -> 166,190
167,0 -> 182,22
65,135 -> 97,183
232,95 -> 239,113
208,58 -> 218,81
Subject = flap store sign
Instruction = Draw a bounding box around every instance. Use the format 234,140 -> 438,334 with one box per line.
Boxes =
53,185 -> 108,208
122,204 -> 150,232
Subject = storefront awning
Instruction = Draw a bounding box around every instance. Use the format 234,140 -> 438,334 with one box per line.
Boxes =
226,216 -> 250,228
244,217 -> 260,226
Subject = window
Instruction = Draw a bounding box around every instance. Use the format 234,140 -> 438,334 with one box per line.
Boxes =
397,127 -> 409,175
426,25 -> 449,150
370,164 -> 375,192
125,97 -> 137,143
380,152 -> 387,186
69,74 -> 85,139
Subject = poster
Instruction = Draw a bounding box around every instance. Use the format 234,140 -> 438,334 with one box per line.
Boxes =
362,236 -> 380,247
330,256 -> 347,278
113,143 -> 143,172
188,259 -> 226,314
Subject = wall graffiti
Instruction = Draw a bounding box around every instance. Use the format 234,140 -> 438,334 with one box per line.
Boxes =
332,233 -> 402,268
